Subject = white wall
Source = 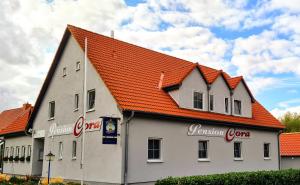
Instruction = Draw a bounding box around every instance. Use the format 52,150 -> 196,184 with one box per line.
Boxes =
31,35 -> 123,183
232,82 -> 252,118
127,117 -> 279,183
3,136 -> 32,175
281,156 -> 300,169
209,76 -> 231,115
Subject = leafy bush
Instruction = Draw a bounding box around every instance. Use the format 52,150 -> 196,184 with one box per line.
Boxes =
156,169 -> 300,185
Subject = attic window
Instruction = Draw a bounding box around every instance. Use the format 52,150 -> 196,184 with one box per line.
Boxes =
209,95 -> 214,111
193,91 -> 203,109
234,100 -> 242,115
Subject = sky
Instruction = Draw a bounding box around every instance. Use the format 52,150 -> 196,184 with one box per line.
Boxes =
0,0 -> 300,118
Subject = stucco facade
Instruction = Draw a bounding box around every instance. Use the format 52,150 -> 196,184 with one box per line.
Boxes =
126,116 -> 279,184
281,156 -> 300,169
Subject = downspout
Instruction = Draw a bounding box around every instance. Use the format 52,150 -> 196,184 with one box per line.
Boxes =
124,111 -> 135,185
277,130 -> 283,170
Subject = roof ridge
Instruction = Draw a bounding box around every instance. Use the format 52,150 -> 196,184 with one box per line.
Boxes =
68,24 -> 195,66
281,132 -> 300,135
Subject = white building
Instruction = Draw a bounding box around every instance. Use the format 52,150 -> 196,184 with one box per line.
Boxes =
3,25 -> 284,185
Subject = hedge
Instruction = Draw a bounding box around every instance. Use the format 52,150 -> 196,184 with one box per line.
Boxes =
156,169 -> 300,185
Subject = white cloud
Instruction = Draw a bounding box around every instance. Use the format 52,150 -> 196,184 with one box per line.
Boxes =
271,106 -> 300,118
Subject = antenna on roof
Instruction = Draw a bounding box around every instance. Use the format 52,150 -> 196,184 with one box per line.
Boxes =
111,30 -> 114,39
158,72 -> 165,89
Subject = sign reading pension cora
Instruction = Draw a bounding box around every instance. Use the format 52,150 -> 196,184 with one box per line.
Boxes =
48,116 -> 101,137
187,124 -> 250,142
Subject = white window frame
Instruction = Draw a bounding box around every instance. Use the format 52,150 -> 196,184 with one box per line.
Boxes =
193,91 -> 204,110
87,89 -> 96,111
76,61 -> 80,71
63,67 -> 67,77
225,97 -> 229,113
74,94 -> 79,111
16,146 -> 20,157
233,99 -> 242,115
72,140 -> 77,159
234,141 -> 243,161
147,138 -> 163,163
27,145 -> 32,157
209,94 -> 214,111
198,140 -> 210,162
10,147 -> 14,157
264,143 -> 271,160
58,142 -> 63,160
21,146 -> 26,158
48,101 -> 55,120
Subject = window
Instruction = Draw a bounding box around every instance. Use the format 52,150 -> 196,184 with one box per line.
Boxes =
234,142 -> 242,159
74,94 -> 79,110
234,100 -> 242,115
193,91 -> 203,109
10,147 -> 14,157
63,67 -> 67,77
72,141 -> 77,159
16,146 -> 20,157
225,98 -> 229,113
38,149 -> 44,161
87,89 -> 95,110
21,146 -> 26,157
58,142 -> 63,159
148,138 -> 161,161
49,101 -> 55,119
209,95 -> 214,111
264,143 -> 270,158
198,140 -> 208,160
76,61 -> 80,71
4,147 -> 9,157
27,145 -> 32,157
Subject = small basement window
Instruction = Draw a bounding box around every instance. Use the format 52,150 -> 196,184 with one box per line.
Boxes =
72,140 -> 77,159
193,91 -> 203,109
234,100 -> 242,115
59,142 -> 63,160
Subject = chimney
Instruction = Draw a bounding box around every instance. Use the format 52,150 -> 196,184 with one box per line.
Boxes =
23,103 -> 31,110
158,72 -> 165,89
111,30 -> 114,39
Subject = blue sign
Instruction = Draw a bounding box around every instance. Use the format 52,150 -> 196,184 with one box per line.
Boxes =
102,117 -> 118,144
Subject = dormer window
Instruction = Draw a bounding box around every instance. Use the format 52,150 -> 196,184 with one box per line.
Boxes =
193,91 -> 203,109
209,95 -> 214,111
225,98 -> 229,113
234,100 -> 242,115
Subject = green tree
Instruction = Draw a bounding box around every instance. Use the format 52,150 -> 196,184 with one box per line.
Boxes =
280,112 -> 300,132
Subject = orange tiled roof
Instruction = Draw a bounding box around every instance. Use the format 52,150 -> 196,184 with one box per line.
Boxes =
58,25 -> 283,129
0,104 -> 33,135
280,132 -> 300,156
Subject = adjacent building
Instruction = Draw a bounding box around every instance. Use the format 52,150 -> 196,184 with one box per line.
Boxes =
2,25 -> 284,185
0,103 -> 33,174
280,132 -> 300,169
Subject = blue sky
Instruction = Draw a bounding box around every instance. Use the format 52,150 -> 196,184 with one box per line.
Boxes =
0,0 -> 300,117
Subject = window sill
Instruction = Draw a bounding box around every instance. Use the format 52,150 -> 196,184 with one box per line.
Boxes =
48,117 -> 55,121
58,158 -> 63,161
147,159 -> 163,163
86,109 -> 95,113
234,158 -> 243,161
72,157 -> 77,160
198,158 -> 210,162
264,157 -> 271,160
74,108 -> 79,112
